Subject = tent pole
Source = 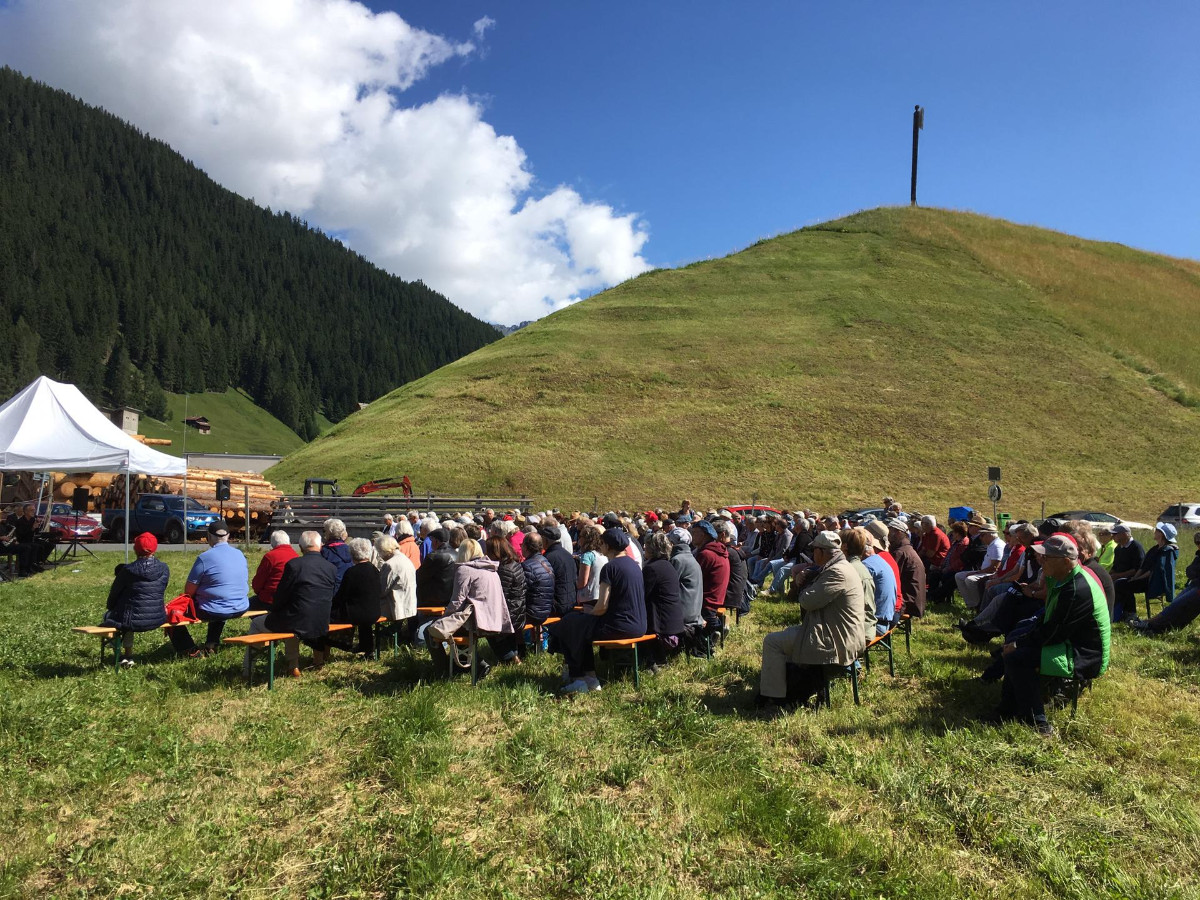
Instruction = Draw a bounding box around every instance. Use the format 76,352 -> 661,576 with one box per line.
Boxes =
124,473 -> 130,563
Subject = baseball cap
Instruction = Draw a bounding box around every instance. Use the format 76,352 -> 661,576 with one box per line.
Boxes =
667,527 -> 692,546
1032,534 -> 1079,560
133,532 -> 158,554
207,520 -> 229,538
811,530 -> 842,551
1110,523 -> 1131,535
886,518 -> 908,533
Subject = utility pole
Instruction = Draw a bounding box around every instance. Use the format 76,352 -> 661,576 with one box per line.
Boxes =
910,105 -> 924,206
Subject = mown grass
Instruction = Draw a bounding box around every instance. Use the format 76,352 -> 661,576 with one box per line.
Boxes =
139,388 -> 304,458
268,207 -> 1200,522
3,550 -> 1200,898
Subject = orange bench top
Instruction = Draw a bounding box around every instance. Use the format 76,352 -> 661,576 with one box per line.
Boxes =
416,606 -> 445,615
72,625 -> 117,636
224,633 -> 295,646
593,634 -> 657,646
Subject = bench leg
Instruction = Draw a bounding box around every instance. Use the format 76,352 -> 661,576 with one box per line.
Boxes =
904,621 -> 911,655
633,643 -> 640,689
851,664 -> 860,706
267,640 -> 276,690
470,632 -> 478,686
887,635 -> 895,677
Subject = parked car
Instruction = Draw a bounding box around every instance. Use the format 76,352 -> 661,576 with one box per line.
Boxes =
1158,504 -> 1200,526
841,507 -> 887,525
102,494 -> 223,543
1045,510 -> 1153,531
34,502 -> 105,542
725,504 -> 783,517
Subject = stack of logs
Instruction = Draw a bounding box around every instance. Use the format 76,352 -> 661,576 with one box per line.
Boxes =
55,469 -> 283,538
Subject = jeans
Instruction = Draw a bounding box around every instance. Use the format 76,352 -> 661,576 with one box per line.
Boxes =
1149,586 -> 1200,633
768,560 -> 795,594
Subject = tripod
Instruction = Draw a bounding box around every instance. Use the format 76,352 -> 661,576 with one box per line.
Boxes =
55,510 -> 96,562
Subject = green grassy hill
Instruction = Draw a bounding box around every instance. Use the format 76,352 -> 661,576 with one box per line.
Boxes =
139,388 -> 306,457
269,207 -> 1200,520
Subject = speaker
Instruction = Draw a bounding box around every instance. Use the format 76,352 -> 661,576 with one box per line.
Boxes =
215,478 -> 231,501
72,487 -> 90,513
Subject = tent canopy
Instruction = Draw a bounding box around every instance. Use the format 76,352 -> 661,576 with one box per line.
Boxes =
0,376 -> 185,476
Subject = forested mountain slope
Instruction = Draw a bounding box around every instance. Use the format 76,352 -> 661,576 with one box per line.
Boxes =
272,207 -> 1200,520
0,67 -> 500,438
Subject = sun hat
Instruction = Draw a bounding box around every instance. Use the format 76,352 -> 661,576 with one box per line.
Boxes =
1156,522 -> 1178,542
865,520 -> 889,544
977,522 -> 998,534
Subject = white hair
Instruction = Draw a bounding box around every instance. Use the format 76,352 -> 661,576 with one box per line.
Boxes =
269,530 -> 291,549
921,515 -> 937,529
374,533 -> 399,559
323,518 -> 348,542
717,520 -> 737,541
299,531 -> 322,551
383,513 -> 394,524
395,517 -> 414,538
347,537 -> 372,561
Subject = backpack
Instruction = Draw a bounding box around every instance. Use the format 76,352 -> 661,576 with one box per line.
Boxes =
165,593 -> 199,624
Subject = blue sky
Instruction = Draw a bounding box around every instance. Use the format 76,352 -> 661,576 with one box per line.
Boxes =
1,1 -> 1195,323
391,1 -> 1200,268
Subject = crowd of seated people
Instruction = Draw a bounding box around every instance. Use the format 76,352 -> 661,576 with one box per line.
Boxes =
87,498 -> 1199,736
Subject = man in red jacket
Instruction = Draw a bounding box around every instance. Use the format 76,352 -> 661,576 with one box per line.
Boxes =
691,518 -> 730,641
918,515 -> 951,571
249,530 -> 298,610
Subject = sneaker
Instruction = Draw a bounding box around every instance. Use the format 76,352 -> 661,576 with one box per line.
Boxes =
286,667 -> 302,679
1034,718 -> 1056,738
185,648 -> 204,659
560,678 -> 591,694
1126,618 -> 1152,632
119,657 -> 135,669
583,675 -> 602,692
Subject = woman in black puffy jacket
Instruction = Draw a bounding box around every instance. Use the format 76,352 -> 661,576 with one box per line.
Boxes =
101,532 -> 170,667
487,535 -> 527,662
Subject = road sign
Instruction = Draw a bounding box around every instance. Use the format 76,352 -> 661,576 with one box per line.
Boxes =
988,483 -> 1002,503
988,466 -> 1001,483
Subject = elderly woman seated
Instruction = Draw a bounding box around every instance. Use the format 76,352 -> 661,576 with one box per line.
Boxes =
100,532 -> 170,668
375,533 -> 417,644
755,531 -> 866,716
330,537 -> 382,656
419,538 -> 513,680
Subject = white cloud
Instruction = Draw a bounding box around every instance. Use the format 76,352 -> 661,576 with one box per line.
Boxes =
0,0 -> 649,324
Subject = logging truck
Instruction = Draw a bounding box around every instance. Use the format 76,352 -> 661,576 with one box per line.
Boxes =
102,494 -> 224,543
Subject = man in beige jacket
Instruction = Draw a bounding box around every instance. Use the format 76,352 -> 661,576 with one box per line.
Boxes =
756,531 -> 866,715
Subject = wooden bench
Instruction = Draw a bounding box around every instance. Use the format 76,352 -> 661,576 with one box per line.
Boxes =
593,633 -> 657,687
71,609 -> 268,671
863,626 -> 897,677
223,622 -> 354,689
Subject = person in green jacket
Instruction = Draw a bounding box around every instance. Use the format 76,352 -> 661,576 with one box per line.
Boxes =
984,533 -> 1111,737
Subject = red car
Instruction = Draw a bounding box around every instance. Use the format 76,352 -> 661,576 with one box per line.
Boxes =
35,502 -> 105,542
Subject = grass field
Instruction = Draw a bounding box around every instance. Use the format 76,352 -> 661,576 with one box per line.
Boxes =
268,207 -> 1200,521
3,549 -> 1200,898
139,388 -> 306,458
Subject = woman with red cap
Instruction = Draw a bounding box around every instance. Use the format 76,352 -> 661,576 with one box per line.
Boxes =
100,532 -> 170,668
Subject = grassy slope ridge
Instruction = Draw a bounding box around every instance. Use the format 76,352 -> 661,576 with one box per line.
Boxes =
269,208 -> 1200,519
138,388 -> 305,458
2,554 -> 1199,897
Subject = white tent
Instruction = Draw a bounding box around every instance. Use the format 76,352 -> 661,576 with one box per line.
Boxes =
0,376 -> 186,558
0,376 -> 184,475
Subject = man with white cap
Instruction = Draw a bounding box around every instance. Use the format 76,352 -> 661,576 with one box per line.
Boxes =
755,530 -> 865,715
954,521 -> 1005,610
982,533 -> 1110,737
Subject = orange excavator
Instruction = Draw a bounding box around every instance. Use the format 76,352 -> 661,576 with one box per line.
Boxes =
353,475 -> 413,498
